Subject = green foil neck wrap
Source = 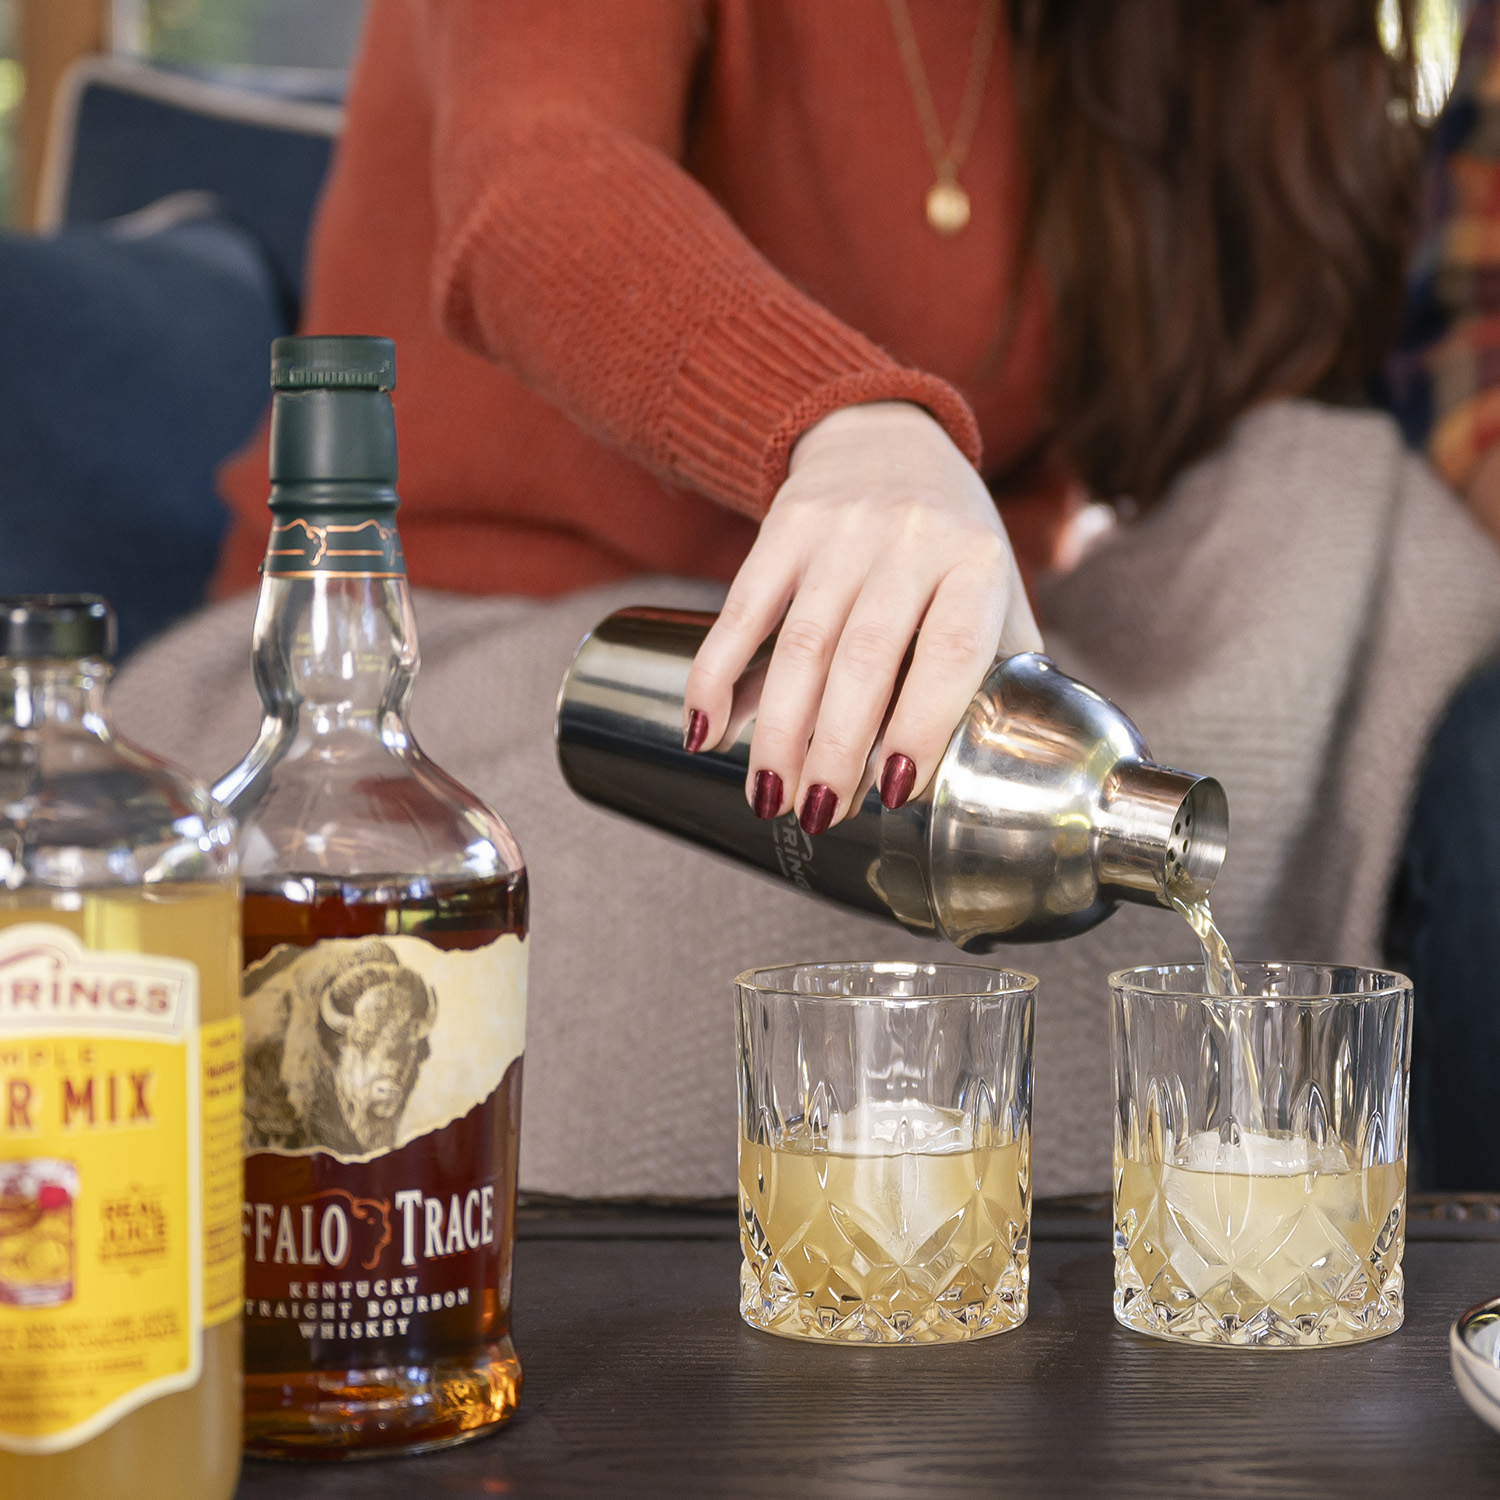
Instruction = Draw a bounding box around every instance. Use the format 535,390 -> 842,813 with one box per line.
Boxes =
262,387 -> 406,579
263,504 -> 405,579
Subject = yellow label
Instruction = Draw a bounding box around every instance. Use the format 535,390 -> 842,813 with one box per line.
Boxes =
0,924 -> 205,1455
200,1017 -> 242,1326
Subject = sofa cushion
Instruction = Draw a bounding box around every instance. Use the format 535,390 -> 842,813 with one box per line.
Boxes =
44,57 -> 340,311
0,210 -> 286,653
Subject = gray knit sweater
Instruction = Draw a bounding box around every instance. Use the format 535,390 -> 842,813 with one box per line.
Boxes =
114,401 -> 1500,1198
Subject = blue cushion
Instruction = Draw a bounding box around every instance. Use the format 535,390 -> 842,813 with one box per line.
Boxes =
60,72 -> 336,309
0,217 -> 286,654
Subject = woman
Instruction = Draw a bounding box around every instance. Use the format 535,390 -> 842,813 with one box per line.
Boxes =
117,1 -> 1500,1197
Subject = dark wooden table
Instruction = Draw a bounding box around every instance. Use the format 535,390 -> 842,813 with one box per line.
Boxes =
237,1198 -> 1500,1500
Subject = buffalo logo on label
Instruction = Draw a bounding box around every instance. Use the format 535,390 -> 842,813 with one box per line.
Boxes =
242,934 -> 526,1164
244,941 -> 435,1156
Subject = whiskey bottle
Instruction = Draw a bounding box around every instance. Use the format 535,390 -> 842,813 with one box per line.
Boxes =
214,337 -> 528,1458
0,595 -> 242,1500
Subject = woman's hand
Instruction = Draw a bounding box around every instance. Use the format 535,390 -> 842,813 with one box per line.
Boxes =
682,401 -> 1042,832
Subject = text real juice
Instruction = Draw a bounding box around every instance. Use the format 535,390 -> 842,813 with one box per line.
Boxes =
215,337 -> 528,1459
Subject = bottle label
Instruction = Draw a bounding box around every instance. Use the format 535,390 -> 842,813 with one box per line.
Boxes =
0,925 -> 240,1455
240,933 -> 525,1366
262,513 -> 405,579
200,1017 -> 245,1325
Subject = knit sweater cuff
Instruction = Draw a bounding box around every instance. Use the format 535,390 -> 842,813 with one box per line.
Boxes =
435,106 -> 982,523
661,298 -> 983,519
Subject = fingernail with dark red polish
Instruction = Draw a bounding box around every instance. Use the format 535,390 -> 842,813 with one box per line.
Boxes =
799,783 -> 837,837
880,753 -> 917,811
752,769 -> 783,820
683,708 -> 709,754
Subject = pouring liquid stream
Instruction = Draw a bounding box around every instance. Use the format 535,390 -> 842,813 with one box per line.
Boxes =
1166,879 -> 1264,1135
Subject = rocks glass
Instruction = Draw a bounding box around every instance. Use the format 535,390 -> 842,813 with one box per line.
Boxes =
1112,962 -> 1412,1348
736,961 -> 1035,1344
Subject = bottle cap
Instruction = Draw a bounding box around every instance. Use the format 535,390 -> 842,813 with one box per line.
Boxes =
271,336 -> 396,392
0,595 -> 116,661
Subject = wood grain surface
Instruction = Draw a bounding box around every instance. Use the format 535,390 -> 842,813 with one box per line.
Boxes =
234,1209 -> 1500,1500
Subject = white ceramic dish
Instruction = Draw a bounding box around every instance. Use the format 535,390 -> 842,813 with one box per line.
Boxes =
1452,1297 -> 1500,1433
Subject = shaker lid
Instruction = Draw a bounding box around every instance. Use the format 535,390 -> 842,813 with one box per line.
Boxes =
271,335 -> 396,392
0,595 -> 116,660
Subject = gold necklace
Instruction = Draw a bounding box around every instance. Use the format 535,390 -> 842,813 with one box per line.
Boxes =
885,0 -> 1001,236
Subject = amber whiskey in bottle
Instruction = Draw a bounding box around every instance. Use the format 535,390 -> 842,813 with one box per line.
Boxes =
215,338 -> 528,1459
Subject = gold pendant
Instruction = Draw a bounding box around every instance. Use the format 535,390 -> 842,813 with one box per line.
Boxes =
926,177 -> 971,235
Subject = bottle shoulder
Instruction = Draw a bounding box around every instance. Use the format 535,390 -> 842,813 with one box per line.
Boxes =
221,727 -> 523,884
0,724 -> 236,889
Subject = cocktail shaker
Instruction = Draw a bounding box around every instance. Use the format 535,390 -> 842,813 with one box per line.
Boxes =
554,608 -> 1227,950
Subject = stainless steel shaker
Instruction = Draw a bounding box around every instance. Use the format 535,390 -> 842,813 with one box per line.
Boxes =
555,608 -> 1227,950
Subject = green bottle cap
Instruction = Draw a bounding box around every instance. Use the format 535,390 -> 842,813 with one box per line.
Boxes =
263,337 -> 405,580
0,595 -> 116,660
271,336 -> 396,392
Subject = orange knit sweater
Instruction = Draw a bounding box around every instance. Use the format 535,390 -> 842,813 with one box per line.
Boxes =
214,0 -> 1063,597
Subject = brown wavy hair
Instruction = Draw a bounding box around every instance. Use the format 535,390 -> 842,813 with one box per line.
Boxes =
1011,0 -> 1422,507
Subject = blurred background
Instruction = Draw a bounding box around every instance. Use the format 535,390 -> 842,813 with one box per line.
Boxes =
0,0 -> 1468,228
0,0 -> 367,651
0,0 -> 1472,654
1,0 -> 367,229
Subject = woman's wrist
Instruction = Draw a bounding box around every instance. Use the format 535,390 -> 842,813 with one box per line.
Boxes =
789,400 -> 967,476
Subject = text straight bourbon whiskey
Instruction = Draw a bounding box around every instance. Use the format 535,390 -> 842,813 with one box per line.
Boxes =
215,338 -> 528,1458
0,597 -> 242,1500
